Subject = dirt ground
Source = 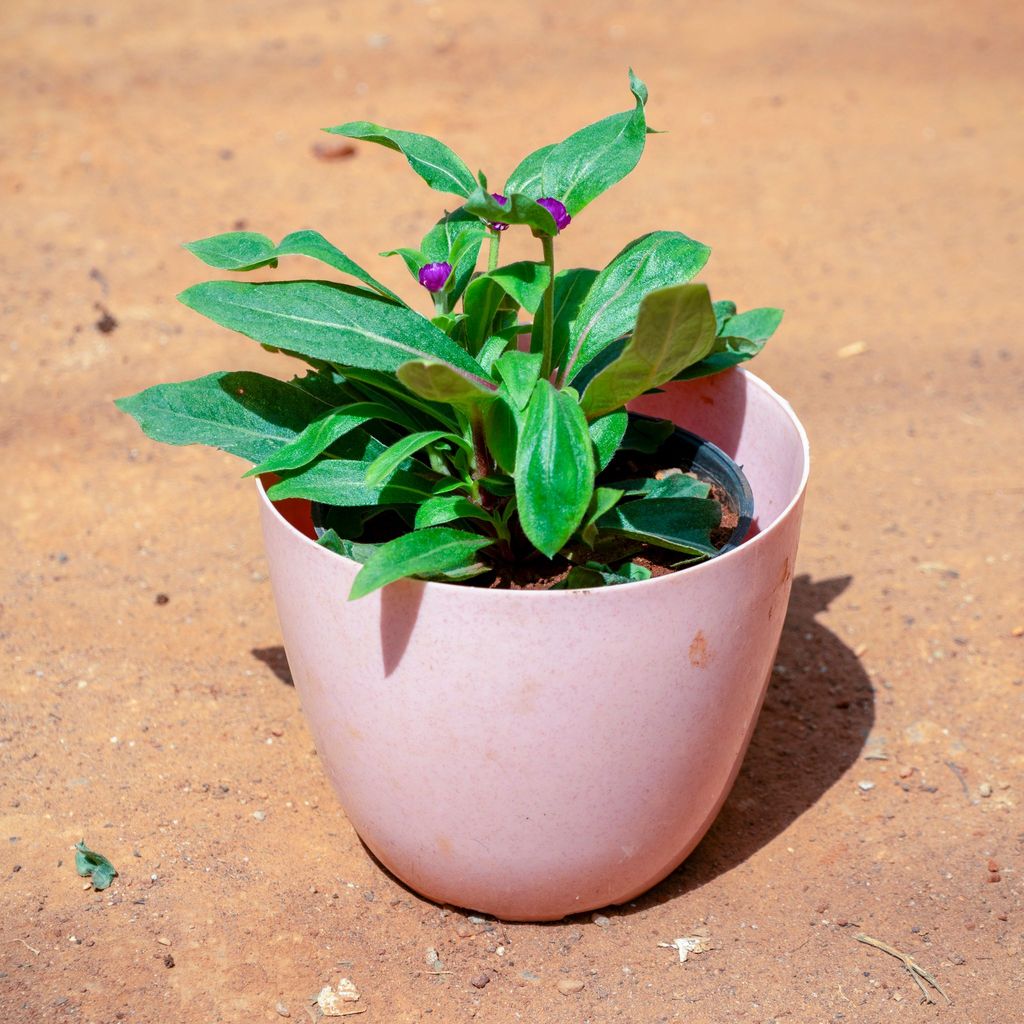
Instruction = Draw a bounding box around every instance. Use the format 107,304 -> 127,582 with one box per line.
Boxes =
2,0 -> 1022,1021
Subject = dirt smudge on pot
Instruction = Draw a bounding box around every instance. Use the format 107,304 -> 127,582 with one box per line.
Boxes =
689,630 -> 713,669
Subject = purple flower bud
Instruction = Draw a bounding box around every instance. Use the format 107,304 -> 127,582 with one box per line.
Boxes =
536,197 -> 571,232
489,193 -> 509,232
418,261 -> 453,293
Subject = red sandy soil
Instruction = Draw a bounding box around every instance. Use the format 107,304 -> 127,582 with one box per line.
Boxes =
2,2 -> 1022,1021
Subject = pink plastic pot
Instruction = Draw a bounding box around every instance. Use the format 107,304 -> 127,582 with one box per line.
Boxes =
257,368 -> 810,921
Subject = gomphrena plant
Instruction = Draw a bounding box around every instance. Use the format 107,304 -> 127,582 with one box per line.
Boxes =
117,72 -> 782,598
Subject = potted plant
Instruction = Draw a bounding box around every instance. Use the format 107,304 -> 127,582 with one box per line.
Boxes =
117,72 -> 809,921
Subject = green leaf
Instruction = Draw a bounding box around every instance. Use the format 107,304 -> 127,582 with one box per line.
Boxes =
674,337 -> 762,382
364,430 -> 470,487
538,70 -> 649,216
178,280 -> 486,377
620,415 -> 675,453
580,486 -> 625,546
460,276 -> 507,354
712,299 -> 737,334
596,496 -> 720,556
482,394 -> 519,474
563,231 -> 711,380
75,841 -> 117,891
720,307 -> 783,343
246,402 -> 414,476
396,359 -> 497,410
267,459 -> 434,506
504,142 -> 555,195
493,350 -> 542,410
531,267 -> 598,371
476,333 -> 513,373
316,528 -> 379,565
618,474 -> 711,500
414,494 -> 493,529
563,559 -> 652,589
514,380 -> 595,558
463,185 -> 558,235
588,408 -> 628,471
580,283 -> 717,418
116,371 -> 332,464
349,527 -> 493,599
421,208 -> 486,303
381,246 -> 427,277
324,121 -> 476,197
185,229 -> 404,304
485,261 -> 551,314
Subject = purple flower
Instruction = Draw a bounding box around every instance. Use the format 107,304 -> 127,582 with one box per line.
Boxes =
536,197 -> 571,232
418,261 -> 453,293
489,192 -> 509,232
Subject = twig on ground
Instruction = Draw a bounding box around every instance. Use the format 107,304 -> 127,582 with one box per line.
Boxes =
11,938 -> 40,955
944,759 -> 974,802
855,933 -> 949,1004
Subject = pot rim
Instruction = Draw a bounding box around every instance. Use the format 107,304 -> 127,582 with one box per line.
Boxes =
256,368 -> 810,601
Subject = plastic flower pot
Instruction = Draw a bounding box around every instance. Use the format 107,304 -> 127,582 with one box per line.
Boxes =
256,367 -> 809,921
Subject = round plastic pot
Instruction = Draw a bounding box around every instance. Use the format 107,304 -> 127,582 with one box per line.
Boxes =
256,368 -> 810,921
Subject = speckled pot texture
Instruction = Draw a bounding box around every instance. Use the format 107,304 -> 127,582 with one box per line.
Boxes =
257,368 -> 810,921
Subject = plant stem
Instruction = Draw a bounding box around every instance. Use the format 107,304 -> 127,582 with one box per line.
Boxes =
487,231 -> 500,272
433,292 -> 448,317
540,234 -> 555,379
469,411 -> 497,510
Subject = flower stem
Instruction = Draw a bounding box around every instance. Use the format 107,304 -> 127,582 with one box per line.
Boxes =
540,234 -> 555,379
487,231 -> 500,272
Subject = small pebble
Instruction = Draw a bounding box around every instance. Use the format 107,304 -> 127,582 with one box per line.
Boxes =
68,935 -> 81,944
275,1003 -> 291,1018
950,953 -> 966,965
470,972 -> 490,989
252,810 -> 266,821
987,873 -> 1001,883
987,858 -> 999,873
557,978 -> 585,995
163,953 -> 175,968
979,783 -> 992,798
858,780 -> 875,791
156,936 -> 171,946
155,593 -> 170,606
591,913 -> 611,928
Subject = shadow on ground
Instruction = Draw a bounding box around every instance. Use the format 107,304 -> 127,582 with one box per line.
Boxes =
634,573 -> 874,909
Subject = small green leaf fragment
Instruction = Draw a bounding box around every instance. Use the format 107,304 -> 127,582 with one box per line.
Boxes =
364,430 -> 467,487
493,350 -> 543,410
414,495 -> 492,529
619,416 -> 674,453
596,496 -> 720,556
463,186 -> 559,235
396,360 -> 497,409
588,408 -> 628,471
75,841 -> 117,891
348,527 -> 492,599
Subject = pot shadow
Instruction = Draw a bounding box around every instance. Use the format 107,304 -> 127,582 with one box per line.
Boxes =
629,572 -> 873,912
251,645 -> 293,686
